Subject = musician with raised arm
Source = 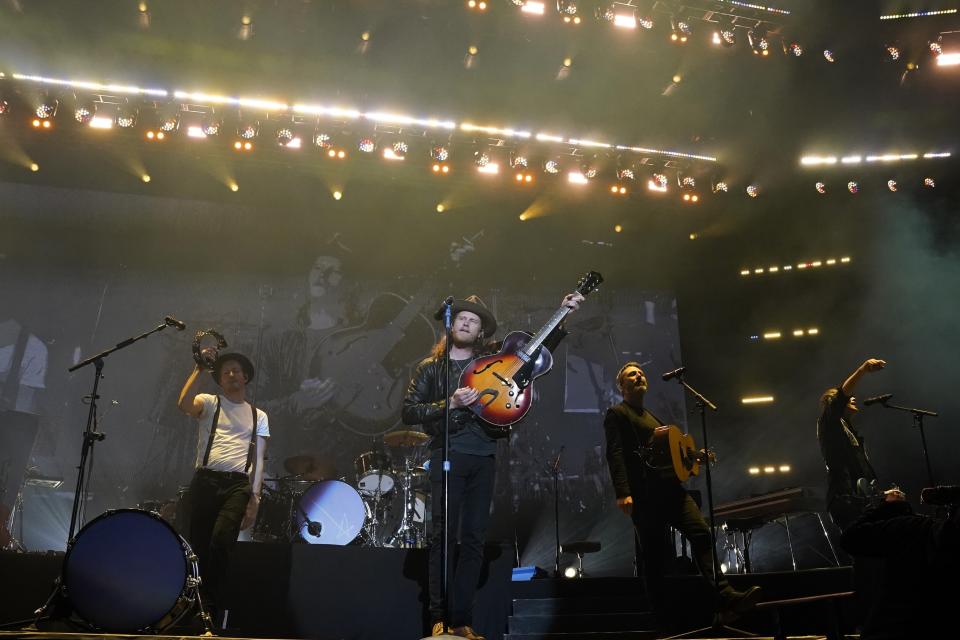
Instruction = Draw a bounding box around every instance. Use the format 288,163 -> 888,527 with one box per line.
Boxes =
403,292 -> 583,640
604,362 -> 760,630
177,352 -> 269,626
817,357 -> 886,530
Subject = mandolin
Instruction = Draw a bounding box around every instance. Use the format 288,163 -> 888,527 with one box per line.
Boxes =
459,271 -> 603,428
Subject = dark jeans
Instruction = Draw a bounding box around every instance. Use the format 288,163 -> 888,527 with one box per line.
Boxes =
633,485 -> 730,620
428,450 -> 496,627
187,468 -> 251,608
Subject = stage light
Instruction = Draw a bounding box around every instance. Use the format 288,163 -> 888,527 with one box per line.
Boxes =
35,98 -> 58,119
468,45 -> 479,56
141,174 -> 151,183
807,328 -> 819,335
563,57 -> 573,68
0,99 -> 8,115
202,115 -> 222,136
847,181 -> 859,194
748,467 -> 760,475
824,49 -> 836,63
467,0 -> 488,11
383,140 -> 408,160
277,127 -> 294,146
116,105 -> 137,128
787,42 -> 803,57
748,31 -> 770,56
313,132 -> 332,149
431,145 -> 450,162
520,1 -> 546,15
580,158 -> 599,179
616,168 -> 635,181
742,396 -> 774,405
639,15 -> 654,29
937,53 -> 960,66
614,224 -> 623,233
924,177 -> 935,188
715,26 -> 736,47
474,150 -> 491,167
230,183 -> 240,192
32,118 -> 52,129
333,190 -> 343,200
681,176 -> 696,188
713,181 -> 728,193
648,173 -> 668,192
516,172 -> 535,183
558,0 -> 578,16
90,115 -> 113,130
779,465 -> 791,473
74,101 -> 95,124
763,466 -> 776,473
30,163 -> 39,172
815,182 -> 826,194
238,122 -> 259,140
886,45 -> 901,61
358,137 -> 376,153
763,332 -> 781,339
887,179 -> 898,192
510,153 -> 529,169
568,171 -> 588,184
436,204 -> 445,213
746,185 -> 759,198
598,4 -> 637,29
544,159 -> 561,174
689,233 -> 698,240
238,15 -> 253,41
801,156 -> 837,165
234,140 -> 254,151
882,9 -> 958,20
563,566 -> 578,579
432,163 -> 451,174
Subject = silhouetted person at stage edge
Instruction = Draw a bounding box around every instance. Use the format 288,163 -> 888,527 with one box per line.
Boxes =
840,489 -> 960,639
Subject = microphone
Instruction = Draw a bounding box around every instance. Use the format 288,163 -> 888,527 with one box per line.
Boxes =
164,316 -> 187,331
432,296 -> 455,321
863,393 -> 893,406
306,520 -> 323,537
661,366 -> 685,382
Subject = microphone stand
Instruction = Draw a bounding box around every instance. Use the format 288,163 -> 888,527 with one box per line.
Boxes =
66,320 -> 173,543
441,298 -> 454,632
32,320 -> 174,627
550,446 -> 565,577
665,371 -> 749,639
879,400 -> 938,487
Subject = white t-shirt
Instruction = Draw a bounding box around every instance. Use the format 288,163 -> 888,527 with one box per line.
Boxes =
194,393 -> 270,473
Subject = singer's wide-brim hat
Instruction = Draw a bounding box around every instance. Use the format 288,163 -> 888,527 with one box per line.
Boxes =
451,295 -> 497,337
212,352 -> 255,385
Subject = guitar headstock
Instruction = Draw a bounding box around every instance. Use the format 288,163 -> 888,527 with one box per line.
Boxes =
576,271 -> 604,297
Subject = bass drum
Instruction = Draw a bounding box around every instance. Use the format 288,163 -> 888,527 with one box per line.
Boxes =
295,480 -> 367,545
62,509 -> 198,632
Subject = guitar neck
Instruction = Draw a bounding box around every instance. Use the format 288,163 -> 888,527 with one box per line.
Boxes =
521,306 -> 571,358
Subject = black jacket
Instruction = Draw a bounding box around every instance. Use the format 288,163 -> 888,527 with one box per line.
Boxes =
401,326 -> 567,446
603,401 -> 674,501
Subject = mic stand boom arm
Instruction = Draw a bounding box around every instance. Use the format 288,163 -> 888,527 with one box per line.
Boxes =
879,401 -> 938,487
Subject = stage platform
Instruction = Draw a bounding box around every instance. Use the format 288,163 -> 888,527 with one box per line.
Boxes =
0,545 -> 856,640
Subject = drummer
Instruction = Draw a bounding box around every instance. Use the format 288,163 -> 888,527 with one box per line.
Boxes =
177,352 -> 269,626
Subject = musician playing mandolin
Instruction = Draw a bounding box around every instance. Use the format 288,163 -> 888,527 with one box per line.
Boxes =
402,292 -> 583,639
604,362 -> 761,629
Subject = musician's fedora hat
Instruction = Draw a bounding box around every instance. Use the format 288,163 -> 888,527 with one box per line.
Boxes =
451,295 -> 497,337
212,352 -> 256,385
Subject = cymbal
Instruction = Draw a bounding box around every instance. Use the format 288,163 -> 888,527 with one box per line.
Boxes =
383,430 -> 430,448
283,454 -> 337,481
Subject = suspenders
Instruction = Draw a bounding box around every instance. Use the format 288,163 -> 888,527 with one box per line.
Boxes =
201,396 -> 259,473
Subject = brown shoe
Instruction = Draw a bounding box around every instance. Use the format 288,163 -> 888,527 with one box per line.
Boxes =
431,621 -> 448,636
450,626 -> 486,640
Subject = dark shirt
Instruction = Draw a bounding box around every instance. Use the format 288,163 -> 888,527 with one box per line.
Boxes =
603,401 -> 669,501
840,500 -> 960,639
817,386 -> 877,500
402,327 -> 567,457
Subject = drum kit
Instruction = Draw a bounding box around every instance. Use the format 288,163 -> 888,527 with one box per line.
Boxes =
253,429 -> 432,548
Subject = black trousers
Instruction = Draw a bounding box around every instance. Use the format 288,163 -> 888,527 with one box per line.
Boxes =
633,485 -> 730,620
187,468 -> 251,608
428,450 -> 496,627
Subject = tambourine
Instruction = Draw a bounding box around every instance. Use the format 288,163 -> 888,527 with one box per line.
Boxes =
192,329 -> 228,371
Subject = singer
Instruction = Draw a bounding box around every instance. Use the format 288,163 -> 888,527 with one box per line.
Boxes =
402,292 -> 582,639
176,352 -> 269,627
603,362 -> 761,631
817,357 -> 886,530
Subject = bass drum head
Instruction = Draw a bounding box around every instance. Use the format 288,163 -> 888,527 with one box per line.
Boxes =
63,509 -> 191,632
296,480 -> 366,545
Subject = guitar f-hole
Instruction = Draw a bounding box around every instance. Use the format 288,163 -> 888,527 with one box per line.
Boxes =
473,360 -> 504,374
476,388 -> 499,409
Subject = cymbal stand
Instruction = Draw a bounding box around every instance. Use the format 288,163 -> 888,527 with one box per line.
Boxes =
390,456 -> 422,548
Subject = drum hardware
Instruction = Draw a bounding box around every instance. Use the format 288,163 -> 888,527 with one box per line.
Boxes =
283,453 -> 337,482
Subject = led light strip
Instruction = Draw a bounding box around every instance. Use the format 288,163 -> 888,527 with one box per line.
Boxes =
802,152 -> 951,166
880,9 -> 958,20
8,71 -> 716,163
740,256 -> 850,276
724,0 -> 790,15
